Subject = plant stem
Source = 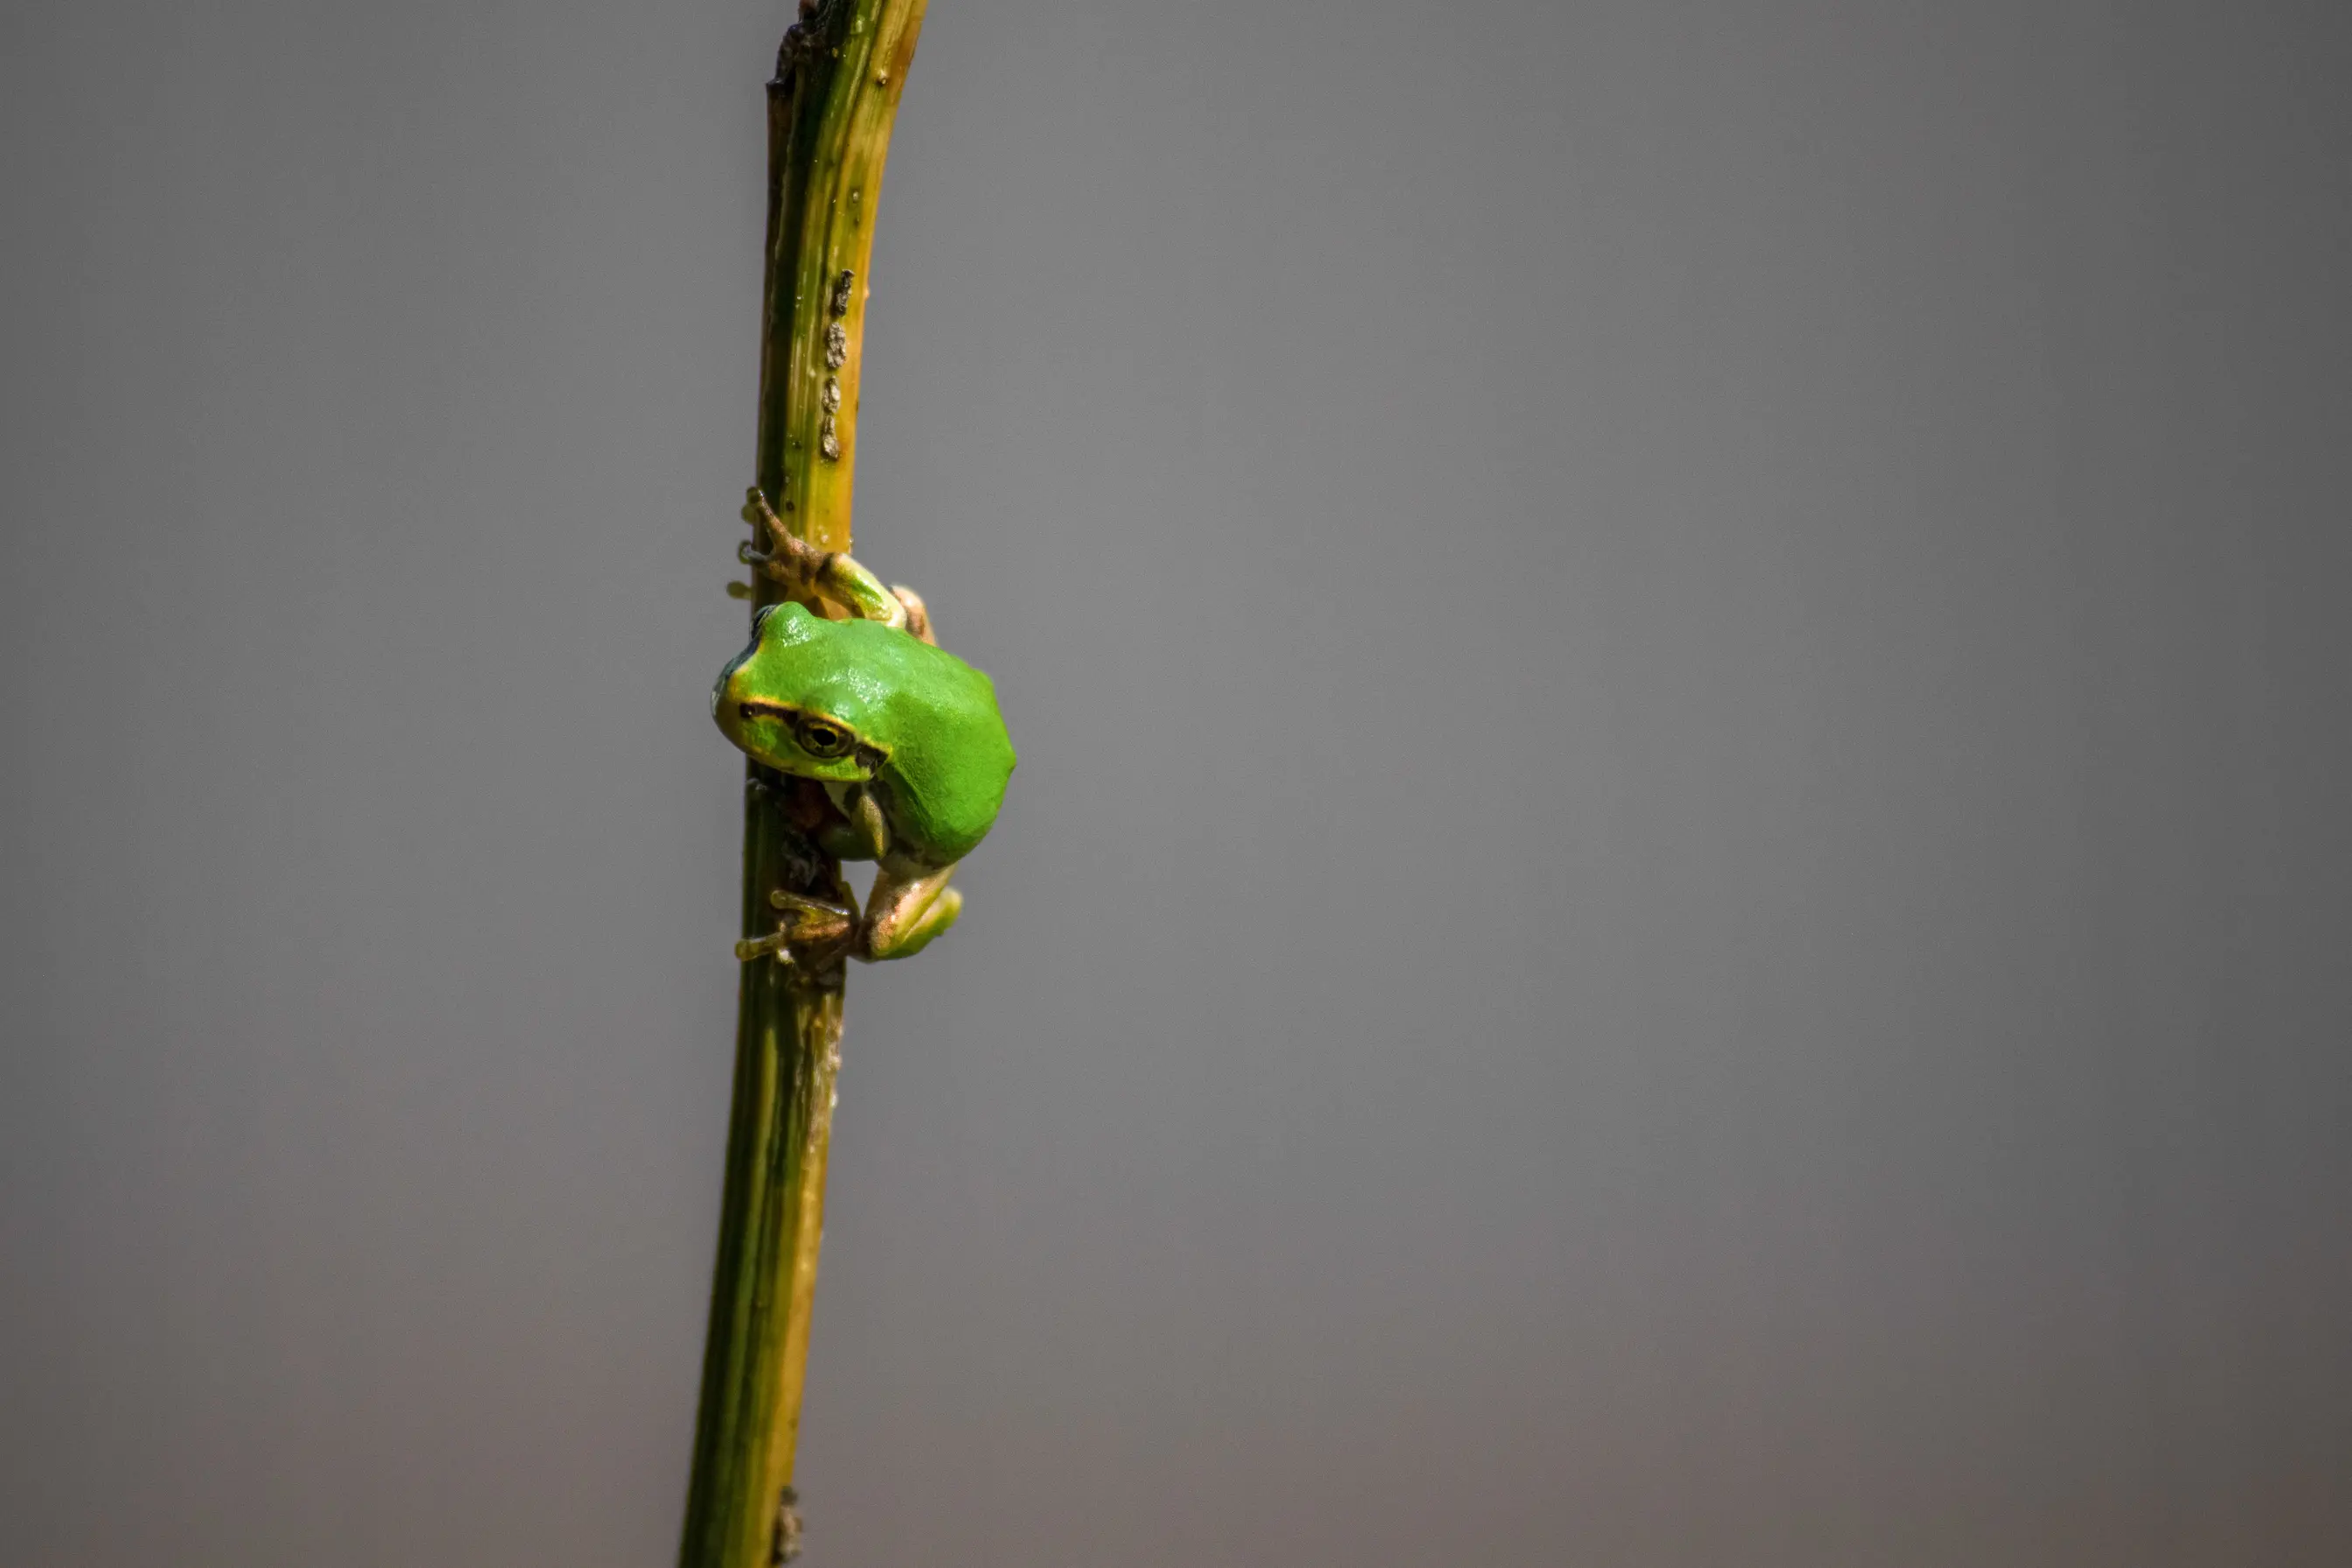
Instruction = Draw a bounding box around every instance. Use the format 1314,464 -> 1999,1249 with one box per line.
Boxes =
678,5 -> 929,1565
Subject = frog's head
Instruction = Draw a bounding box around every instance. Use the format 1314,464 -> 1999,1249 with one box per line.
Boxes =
712,601 -> 885,784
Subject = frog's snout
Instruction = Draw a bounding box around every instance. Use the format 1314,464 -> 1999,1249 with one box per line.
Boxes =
711,642 -> 756,739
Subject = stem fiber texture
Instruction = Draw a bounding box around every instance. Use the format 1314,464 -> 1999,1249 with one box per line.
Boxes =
678,6 -> 929,1565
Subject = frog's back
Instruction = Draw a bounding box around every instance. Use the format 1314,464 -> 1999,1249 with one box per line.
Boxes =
801,615 -> 1016,864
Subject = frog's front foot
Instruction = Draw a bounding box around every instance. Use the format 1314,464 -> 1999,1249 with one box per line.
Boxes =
735,889 -> 857,967
735,486 -> 913,632
738,488 -> 827,599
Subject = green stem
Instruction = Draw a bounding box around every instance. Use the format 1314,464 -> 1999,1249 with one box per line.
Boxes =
678,5 -> 929,1565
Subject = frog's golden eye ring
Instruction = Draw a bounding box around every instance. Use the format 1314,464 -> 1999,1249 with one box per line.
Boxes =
795,714 -> 855,760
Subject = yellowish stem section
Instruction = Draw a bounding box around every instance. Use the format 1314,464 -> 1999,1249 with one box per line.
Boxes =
679,6 -> 929,1566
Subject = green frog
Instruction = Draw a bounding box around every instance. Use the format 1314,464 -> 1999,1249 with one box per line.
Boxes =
713,489 -> 1016,967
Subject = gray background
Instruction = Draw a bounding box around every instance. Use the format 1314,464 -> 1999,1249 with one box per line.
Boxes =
4,2 -> 2348,1565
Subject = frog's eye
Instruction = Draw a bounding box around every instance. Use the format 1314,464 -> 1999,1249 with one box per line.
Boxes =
795,715 -> 854,760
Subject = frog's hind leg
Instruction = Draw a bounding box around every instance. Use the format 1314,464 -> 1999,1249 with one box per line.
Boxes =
856,864 -> 962,962
889,584 -> 936,646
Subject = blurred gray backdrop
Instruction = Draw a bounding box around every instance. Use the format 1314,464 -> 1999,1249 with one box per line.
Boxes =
4,3 -> 2349,1565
